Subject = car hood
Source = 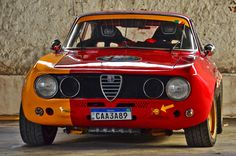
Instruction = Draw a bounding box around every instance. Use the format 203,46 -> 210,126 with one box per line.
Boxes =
54,48 -> 195,72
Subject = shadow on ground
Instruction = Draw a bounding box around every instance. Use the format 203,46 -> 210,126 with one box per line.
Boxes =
1,119 -> 235,156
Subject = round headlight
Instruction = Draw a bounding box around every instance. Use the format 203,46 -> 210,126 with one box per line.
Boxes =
35,75 -> 58,98
143,78 -> 164,98
166,77 -> 191,101
59,77 -> 80,98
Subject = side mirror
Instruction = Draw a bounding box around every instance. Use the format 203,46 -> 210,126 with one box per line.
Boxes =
51,39 -> 61,53
204,44 -> 215,56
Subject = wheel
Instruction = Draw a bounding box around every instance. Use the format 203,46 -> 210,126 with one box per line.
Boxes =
184,97 -> 217,147
19,105 -> 58,146
216,80 -> 223,134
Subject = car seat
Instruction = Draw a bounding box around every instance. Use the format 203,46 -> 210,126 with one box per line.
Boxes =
90,25 -> 126,47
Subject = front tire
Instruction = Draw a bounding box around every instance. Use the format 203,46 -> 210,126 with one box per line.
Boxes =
184,98 -> 217,147
19,105 -> 58,146
216,80 -> 223,134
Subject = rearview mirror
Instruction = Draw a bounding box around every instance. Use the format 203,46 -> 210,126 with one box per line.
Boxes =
204,44 -> 215,56
51,39 -> 61,53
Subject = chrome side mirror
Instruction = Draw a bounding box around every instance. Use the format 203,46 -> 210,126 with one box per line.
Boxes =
204,44 -> 215,56
51,39 -> 61,53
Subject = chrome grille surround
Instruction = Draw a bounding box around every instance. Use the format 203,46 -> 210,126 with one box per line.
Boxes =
100,74 -> 122,101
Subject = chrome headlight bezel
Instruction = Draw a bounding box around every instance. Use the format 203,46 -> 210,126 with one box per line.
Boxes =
165,77 -> 191,101
34,75 -> 58,99
59,76 -> 81,98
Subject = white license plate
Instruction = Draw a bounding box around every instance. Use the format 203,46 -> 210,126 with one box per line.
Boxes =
91,108 -> 132,121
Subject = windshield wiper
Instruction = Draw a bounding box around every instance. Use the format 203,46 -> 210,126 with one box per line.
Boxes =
170,25 -> 185,53
170,40 -> 181,52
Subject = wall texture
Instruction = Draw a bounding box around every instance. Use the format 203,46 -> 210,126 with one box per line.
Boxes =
0,0 -> 236,75
0,0 -> 236,116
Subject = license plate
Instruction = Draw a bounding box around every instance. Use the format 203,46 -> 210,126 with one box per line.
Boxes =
91,108 -> 132,121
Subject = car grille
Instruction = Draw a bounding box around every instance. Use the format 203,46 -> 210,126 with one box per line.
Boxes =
53,74 -> 171,99
100,75 -> 122,101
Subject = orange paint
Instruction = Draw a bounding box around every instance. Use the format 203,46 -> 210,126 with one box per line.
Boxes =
22,53 -> 73,126
78,14 -> 190,27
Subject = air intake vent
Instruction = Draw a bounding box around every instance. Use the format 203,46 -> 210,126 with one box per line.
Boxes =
100,75 -> 122,101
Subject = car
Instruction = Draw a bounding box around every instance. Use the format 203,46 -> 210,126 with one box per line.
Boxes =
20,11 -> 223,147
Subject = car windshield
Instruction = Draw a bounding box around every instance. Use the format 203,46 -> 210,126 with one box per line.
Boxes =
64,19 -> 196,50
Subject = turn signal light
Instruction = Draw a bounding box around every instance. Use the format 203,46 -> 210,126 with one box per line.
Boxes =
35,107 -> 44,116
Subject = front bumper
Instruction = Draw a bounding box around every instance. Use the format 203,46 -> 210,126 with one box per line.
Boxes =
22,97 -> 211,130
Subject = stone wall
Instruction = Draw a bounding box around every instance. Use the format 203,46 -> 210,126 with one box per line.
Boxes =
0,0 -> 236,116
0,0 -> 236,75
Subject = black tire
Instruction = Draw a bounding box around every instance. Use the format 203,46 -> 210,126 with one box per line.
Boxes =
216,80 -> 223,134
19,105 -> 58,146
184,98 -> 217,147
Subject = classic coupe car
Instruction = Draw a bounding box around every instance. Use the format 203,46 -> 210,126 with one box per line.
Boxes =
20,11 -> 223,147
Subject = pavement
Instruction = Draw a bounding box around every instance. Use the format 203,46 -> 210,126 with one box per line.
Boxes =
0,119 -> 236,156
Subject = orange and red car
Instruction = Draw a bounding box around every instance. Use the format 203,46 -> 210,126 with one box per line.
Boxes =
20,11 -> 223,147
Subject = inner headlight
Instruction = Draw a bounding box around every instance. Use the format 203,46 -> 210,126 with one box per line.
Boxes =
166,77 -> 191,101
35,75 -> 58,98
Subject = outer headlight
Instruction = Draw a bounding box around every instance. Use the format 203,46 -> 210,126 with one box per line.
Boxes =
35,75 -> 58,98
166,77 -> 191,101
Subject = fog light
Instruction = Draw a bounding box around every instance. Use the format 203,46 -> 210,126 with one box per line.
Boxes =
35,107 -> 44,116
185,109 -> 194,118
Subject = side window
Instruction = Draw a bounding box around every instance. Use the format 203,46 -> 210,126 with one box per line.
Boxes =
190,20 -> 204,52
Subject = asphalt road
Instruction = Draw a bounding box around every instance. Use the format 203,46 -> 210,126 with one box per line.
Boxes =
0,119 -> 236,156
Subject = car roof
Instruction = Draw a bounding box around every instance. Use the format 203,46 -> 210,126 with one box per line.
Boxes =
77,10 -> 190,20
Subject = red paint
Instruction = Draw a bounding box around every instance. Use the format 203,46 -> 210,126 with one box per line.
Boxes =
61,12 -> 221,130
56,49 -> 184,72
65,47 -> 220,129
